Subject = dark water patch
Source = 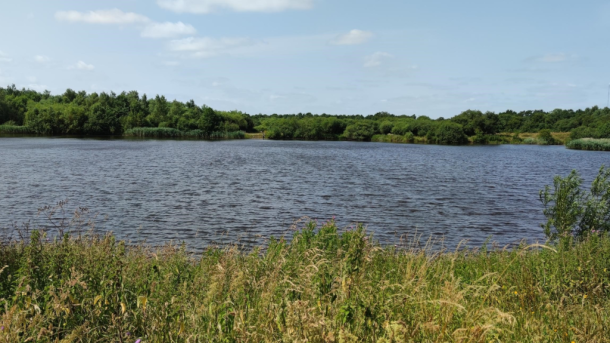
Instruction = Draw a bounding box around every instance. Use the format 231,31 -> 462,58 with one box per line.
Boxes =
0,138 -> 608,248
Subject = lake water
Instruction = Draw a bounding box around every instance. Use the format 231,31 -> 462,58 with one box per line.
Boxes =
1,137 -> 608,249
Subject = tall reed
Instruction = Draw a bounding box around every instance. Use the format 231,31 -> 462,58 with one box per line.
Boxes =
0,125 -> 32,134
567,138 -> 610,151
1,219 -> 609,342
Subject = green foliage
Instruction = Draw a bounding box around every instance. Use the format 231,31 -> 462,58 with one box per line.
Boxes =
378,120 -> 394,134
124,127 -> 184,137
570,126 -> 597,140
124,127 -> 245,139
3,85 -> 610,144
540,166 -> 610,244
0,125 -> 32,134
567,138 -> 610,151
2,215 -> 610,341
428,122 -> 469,145
343,121 -> 377,141
537,129 -> 555,145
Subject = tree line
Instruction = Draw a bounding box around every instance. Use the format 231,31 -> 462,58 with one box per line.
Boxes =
2,85 -> 610,144
0,85 -> 254,136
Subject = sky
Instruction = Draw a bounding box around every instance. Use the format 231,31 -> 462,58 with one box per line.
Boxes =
1,0 -> 609,117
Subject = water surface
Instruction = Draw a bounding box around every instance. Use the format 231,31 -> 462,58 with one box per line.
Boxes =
1,138 -> 607,249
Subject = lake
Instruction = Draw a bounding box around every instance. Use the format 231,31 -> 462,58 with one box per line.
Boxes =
1,137 -> 608,249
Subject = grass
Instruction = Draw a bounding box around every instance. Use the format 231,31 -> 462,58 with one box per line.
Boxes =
124,127 -> 245,139
567,138 -> 610,151
371,134 -> 425,144
0,125 -> 32,134
1,218 -> 609,342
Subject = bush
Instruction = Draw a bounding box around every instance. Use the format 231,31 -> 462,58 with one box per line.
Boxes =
343,121 -> 377,141
540,166 -> 610,244
570,126 -> 596,140
537,129 -> 555,145
404,132 -> 414,143
428,122 -> 469,145
597,123 -> 610,138
379,120 -> 394,134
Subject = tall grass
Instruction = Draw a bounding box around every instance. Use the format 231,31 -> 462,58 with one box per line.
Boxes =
0,125 -> 33,134
124,127 -> 245,139
124,127 -> 184,137
567,138 -> 610,151
1,219 -> 609,342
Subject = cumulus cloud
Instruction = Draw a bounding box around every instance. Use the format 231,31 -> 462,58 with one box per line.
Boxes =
69,61 -> 95,71
34,55 -> 50,63
0,51 -> 12,63
331,29 -> 373,45
363,52 -> 393,67
55,9 -> 150,24
141,22 -> 197,38
55,9 -> 196,39
157,0 -> 313,13
168,37 -> 254,58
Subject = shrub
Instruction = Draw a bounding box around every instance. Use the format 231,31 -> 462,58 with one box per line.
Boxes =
404,132 -> 414,143
540,166 -> 610,244
379,120 -> 394,134
537,129 -> 555,145
570,126 -> 596,140
342,121 -> 377,141
428,122 -> 468,145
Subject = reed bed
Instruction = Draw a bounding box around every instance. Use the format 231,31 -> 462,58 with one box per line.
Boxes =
567,138 -> 610,151
0,125 -> 32,134
1,220 -> 609,342
123,127 -> 245,139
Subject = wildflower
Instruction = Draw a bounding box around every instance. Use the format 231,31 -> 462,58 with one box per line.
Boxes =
0,326 -> 4,331
136,340 -> 141,343
514,291 -> 518,295
126,332 -> 131,336
584,295 -> 587,299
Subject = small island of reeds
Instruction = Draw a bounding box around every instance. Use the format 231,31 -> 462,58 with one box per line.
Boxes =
567,138 -> 610,151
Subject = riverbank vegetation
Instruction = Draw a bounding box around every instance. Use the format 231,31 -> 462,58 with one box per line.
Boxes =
0,168 -> 609,342
567,138 -> 610,151
2,85 -> 610,145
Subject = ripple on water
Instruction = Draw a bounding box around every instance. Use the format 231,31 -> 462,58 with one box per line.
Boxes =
0,139 -> 607,249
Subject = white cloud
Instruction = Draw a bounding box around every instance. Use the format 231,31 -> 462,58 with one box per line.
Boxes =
69,61 -> 95,71
34,55 -> 50,63
55,9 -> 196,40
55,9 -> 150,24
157,0 -> 313,13
0,51 -> 12,63
168,37 -> 254,58
141,22 -> 197,38
331,29 -> 373,45
363,52 -> 393,68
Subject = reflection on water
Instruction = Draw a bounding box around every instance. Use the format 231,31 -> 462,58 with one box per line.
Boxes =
0,137 -> 607,249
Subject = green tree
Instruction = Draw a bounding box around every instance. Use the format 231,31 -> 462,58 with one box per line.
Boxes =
199,106 -> 222,134
429,122 -> 468,145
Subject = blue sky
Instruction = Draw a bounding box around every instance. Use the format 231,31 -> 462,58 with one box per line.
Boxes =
1,0 -> 609,117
